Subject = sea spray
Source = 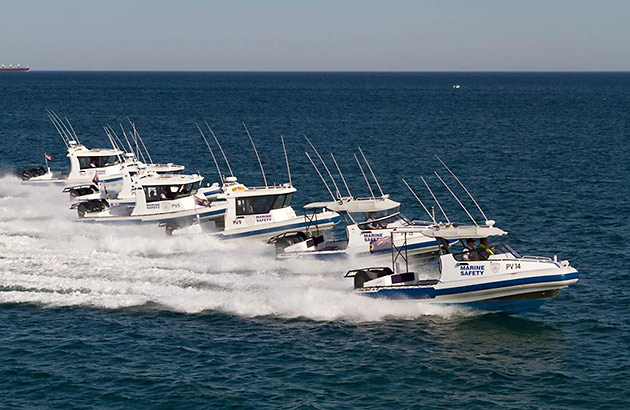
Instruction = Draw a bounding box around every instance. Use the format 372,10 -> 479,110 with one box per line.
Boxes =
0,176 -> 466,321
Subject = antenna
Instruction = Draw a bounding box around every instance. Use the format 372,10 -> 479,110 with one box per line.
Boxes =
131,123 -> 141,162
434,171 -> 478,226
105,124 -> 127,163
195,122 -> 223,183
119,124 -> 136,155
402,178 -> 435,223
205,122 -> 234,177
107,125 -> 127,154
354,153 -> 375,198
50,110 -> 77,145
64,116 -> 80,144
330,153 -> 352,198
103,126 -> 120,157
46,109 -> 72,146
281,135 -> 291,186
421,176 -> 450,224
242,123 -> 268,187
46,110 -> 69,147
358,146 -> 385,197
435,155 -> 489,221
107,125 -> 121,151
304,135 -> 342,199
306,152 -> 335,200
128,119 -> 154,164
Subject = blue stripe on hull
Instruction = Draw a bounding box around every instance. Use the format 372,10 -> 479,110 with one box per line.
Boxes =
80,207 -> 225,224
363,272 -> 579,312
101,176 -> 123,183
220,216 -> 341,239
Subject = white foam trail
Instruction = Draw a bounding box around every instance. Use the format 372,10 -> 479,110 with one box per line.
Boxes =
0,176 -> 472,322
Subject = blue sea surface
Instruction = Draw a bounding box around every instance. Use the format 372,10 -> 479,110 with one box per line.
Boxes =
0,72 -> 629,408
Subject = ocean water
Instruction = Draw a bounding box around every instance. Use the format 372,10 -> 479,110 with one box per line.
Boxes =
0,72 -> 629,408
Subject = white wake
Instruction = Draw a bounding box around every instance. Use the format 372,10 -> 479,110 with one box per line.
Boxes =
0,175 -> 469,322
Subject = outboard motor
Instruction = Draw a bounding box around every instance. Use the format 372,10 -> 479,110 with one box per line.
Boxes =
346,267 -> 393,289
163,218 -> 195,236
267,231 -> 309,253
77,199 -> 109,218
68,185 -> 99,198
20,166 -> 47,181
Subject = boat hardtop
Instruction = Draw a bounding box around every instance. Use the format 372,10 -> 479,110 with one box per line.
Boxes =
276,195 -> 445,259
22,112 -> 186,193
75,171 -> 226,226
188,175 -> 340,241
303,195 -> 400,213
405,220 -> 508,239
137,173 -> 202,186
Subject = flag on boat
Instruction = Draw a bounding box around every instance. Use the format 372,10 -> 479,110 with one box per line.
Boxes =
195,196 -> 210,207
45,153 -> 53,161
92,173 -> 99,184
369,236 -> 391,253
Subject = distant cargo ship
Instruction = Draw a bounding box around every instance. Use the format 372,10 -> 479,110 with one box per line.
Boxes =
0,64 -> 30,72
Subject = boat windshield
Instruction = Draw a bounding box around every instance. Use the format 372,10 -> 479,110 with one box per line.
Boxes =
451,243 -> 520,261
350,207 -> 398,224
78,155 -> 120,169
356,211 -> 408,230
144,182 -> 200,202
236,193 -> 293,215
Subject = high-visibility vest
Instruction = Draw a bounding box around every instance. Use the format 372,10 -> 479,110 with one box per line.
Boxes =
477,244 -> 494,255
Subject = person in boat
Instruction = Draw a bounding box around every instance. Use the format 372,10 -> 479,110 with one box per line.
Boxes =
476,238 -> 495,260
366,212 -> 384,230
462,238 -> 480,260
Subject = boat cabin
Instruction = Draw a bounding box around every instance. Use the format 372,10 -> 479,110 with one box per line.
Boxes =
66,143 -> 124,181
131,174 -> 204,216
217,177 -> 298,231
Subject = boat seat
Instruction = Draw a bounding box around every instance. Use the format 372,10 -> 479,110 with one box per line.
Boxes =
306,235 -> 325,248
350,267 -> 393,289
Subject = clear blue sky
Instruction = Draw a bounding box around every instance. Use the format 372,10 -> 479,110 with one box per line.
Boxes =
1,0 -> 628,71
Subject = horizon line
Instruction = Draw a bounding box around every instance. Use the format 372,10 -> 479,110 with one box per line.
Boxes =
12,69 -> 630,73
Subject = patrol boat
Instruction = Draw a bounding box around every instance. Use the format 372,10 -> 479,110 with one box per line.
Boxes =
76,173 -> 226,225
172,175 -> 340,239
21,110 -> 184,191
169,124 -> 340,239
345,222 -> 579,313
22,141 -> 127,190
271,143 -> 448,259
274,195 -> 443,260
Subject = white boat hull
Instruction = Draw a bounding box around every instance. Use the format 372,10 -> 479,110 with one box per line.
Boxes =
358,267 -> 578,313
216,214 -> 340,241
79,205 -> 226,225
